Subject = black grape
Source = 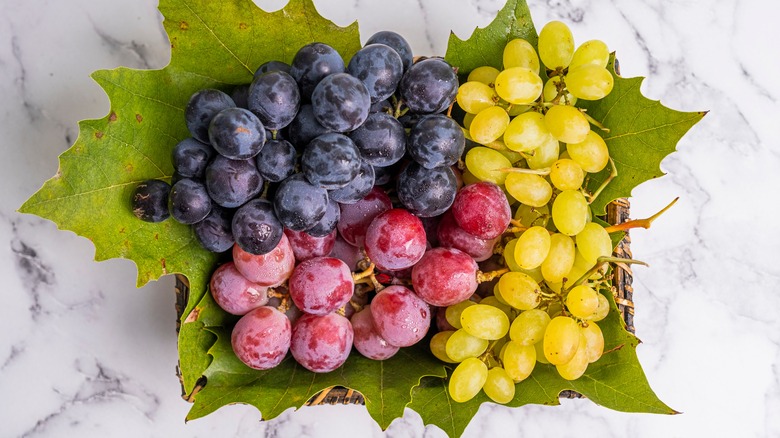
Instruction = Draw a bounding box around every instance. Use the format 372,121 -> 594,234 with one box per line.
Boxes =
399,58 -> 458,114
172,137 -> 215,178
273,174 -> 329,231
305,198 -> 340,238
254,60 -> 291,78
205,155 -> 263,208
208,108 -> 266,160
185,89 -> 235,143
255,139 -> 297,183
232,199 -> 284,255
169,178 -> 212,224
231,84 -> 250,109
348,112 -> 406,167
131,179 -> 171,222
193,205 -> 234,253
311,73 -> 371,132
248,70 -> 301,131
347,44 -> 404,103
287,104 -> 332,150
407,114 -> 465,169
289,42 -> 345,100
328,159 -> 375,205
397,162 -> 457,217
365,31 -> 414,71
301,133 -> 361,189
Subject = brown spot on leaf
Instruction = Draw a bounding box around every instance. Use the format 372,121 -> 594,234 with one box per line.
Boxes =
125,163 -> 134,172
108,112 -> 117,122
161,258 -> 168,274
95,131 -> 104,139
184,307 -> 201,323
119,227 -> 126,234
136,114 -> 143,123
239,22 -> 248,30
154,233 -> 159,240
180,21 -> 189,30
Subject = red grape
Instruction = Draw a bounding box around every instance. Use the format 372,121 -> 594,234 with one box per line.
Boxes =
231,306 -> 291,370
451,181 -> 511,240
370,285 -> 430,347
291,313 -> 353,373
337,186 -> 392,247
365,208 -> 427,270
233,233 -> 295,286
437,211 -> 498,262
411,247 -> 478,307
350,305 -> 399,360
210,262 -> 269,315
284,228 -> 337,262
288,257 -> 354,315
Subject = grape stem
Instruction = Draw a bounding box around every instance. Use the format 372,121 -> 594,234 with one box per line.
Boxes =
352,262 -> 376,282
565,256 -> 648,293
581,110 -> 610,132
586,157 -> 617,204
497,167 -> 551,176
461,127 -> 511,152
604,197 -> 679,233
476,268 -> 509,283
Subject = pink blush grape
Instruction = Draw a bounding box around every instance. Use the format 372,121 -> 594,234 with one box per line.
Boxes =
412,247 -> 478,307
291,313 -> 354,373
284,228 -> 337,262
364,208 -> 427,270
231,306 -> 291,370
210,262 -> 269,315
451,181 -> 511,240
233,233 -> 295,286
370,285 -> 431,347
288,257 -> 354,315
351,305 -> 399,360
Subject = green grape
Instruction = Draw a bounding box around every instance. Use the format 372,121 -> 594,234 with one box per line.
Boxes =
549,158 -> 585,191
541,233 -> 576,283
544,104 -> 589,144
479,296 -> 514,321
430,331 -> 458,363
555,331 -> 589,380
507,104 -> 531,116
546,299 -> 564,318
538,20 -> 575,69
461,304 -> 511,340
497,272 -> 542,310
465,146 -> 513,185
509,309 -> 551,345
483,366 -> 516,404
589,293 -> 610,322
457,81 -> 498,114
567,130 -> 609,173
446,328 -> 489,362
494,67 -> 543,105
449,357 -> 488,403
497,146 -> 525,164
470,106 -> 510,144
504,173 -> 552,207
566,64 -> 614,100
526,134 -> 560,169
463,112 -> 475,129
566,284 -> 600,319
581,322 -> 604,363
576,222 -> 612,264
503,38 -> 540,74
462,167 -> 480,185
503,111 -> 550,152
551,190 -> 589,236
543,315 -> 580,365
502,341 -> 536,381
534,341 -> 549,364
543,76 -> 577,105
570,39 -> 610,69
503,238 -> 522,271
468,66 -> 501,85
513,204 -> 550,229
445,300 -> 477,329
493,282 -> 510,306
514,226 -> 552,269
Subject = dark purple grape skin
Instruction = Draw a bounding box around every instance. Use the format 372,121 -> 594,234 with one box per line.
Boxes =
231,84 -> 250,109
185,89 -> 236,143
370,99 -> 393,114
208,107 -> 266,160
305,198 -> 340,237
205,155 -> 263,208
372,164 -> 396,186
254,139 -> 297,183
289,42 -> 345,100
328,160 -> 375,205
302,133 -> 362,190
169,178 -> 212,224
348,112 -> 406,167
347,44 -> 404,104
365,31 -> 414,71
232,199 -> 284,255
287,104 -> 332,150
131,179 -> 171,222
311,73 -> 371,133
397,162 -> 457,217
407,114 -> 465,169
254,60 -> 292,78
192,205 -> 234,252
172,137 -> 215,178
273,174 -> 329,231
248,71 -> 301,131
399,58 -> 458,115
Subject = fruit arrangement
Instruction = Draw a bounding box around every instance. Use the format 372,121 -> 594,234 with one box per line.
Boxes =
20,0 -> 704,436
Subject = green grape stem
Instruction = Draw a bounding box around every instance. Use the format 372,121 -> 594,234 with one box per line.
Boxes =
497,167 -> 551,176
581,110 -> 610,133
476,268 -> 510,283
586,157 -> 617,204
565,256 -> 649,293
604,197 -> 679,233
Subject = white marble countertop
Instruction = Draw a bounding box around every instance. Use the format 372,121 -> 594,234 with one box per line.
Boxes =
2,0 -> 779,436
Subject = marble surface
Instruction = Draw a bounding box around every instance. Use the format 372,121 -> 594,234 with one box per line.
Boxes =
2,0 -> 779,436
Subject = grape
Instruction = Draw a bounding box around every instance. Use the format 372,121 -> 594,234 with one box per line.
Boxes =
445,328 -> 488,362
193,205 -> 234,253
399,58 -> 458,114
131,179 -> 170,222
550,158 -> 585,190
576,222 -> 612,264
411,247 -> 478,307
348,112 -> 406,167
273,173 -> 329,231
337,187 -> 392,247
312,73 -> 371,132
526,134 -> 560,169
502,341 -> 536,381
514,204 -> 551,229
370,285 -> 431,347
543,76 -> 577,105
503,38 -> 540,73
448,357 -> 488,403
407,115 -> 465,169
210,262 -> 268,315
328,234 -> 363,271
541,233 -> 576,283
231,84 -> 250,109
172,138 -> 215,178
328,159 -> 375,204
504,173 -> 552,208
289,42 -> 345,99
582,322 -> 604,363
205,155 -> 263,208
430,331 -> 457,363
254,139 -> 296,183
467,66 -> 500,85
254,60 -> 291,77
566,284 -> 600,319
365,31 -> 414,71
208,107 -> 266,160
305,198 -> 341,238
185,89 -> 236,143
460,304 -> 510,340
291,313 -> 353,373
464,146 -> 512,185
288,257 -> 354,315
248,70 -> 301,130
231,200 -> 286,258
544,105 -> 589,144
302,133 -> 362,189
347,44 -> 404,103
589,293 -> 610,322
451,181 -> 511,240
483,366 -> 515,403
287,104 -> 332,149
351,306 -> 400,360
479,296 -> 513,321
469,106 -> 509,144
284,228 -> 336,262
397,162 -> 458,218
566,64 -> 614,100
551,190 -> 589,236
570,40 -> 609,69
364,208 -> 427,270
556,331 -> 589,380
538,21 -> 574,69
437,211 -> 499,262
445,300 -> 477,329
169,178 -> 211,224
567,130 -> 610,173
494,67 -> 543,105
497,272 -> 541,310
514,226 -> 552,270
370,99 -> 393,114
503,111 -> 549,152
509,309 -> 551,345
231,306 -> 291,370
543,315 -> 580,365
566,249 -> 597,285
456,81 -> 498,114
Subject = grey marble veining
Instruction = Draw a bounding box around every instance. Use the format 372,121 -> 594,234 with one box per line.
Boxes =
2,0 -> 779,437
